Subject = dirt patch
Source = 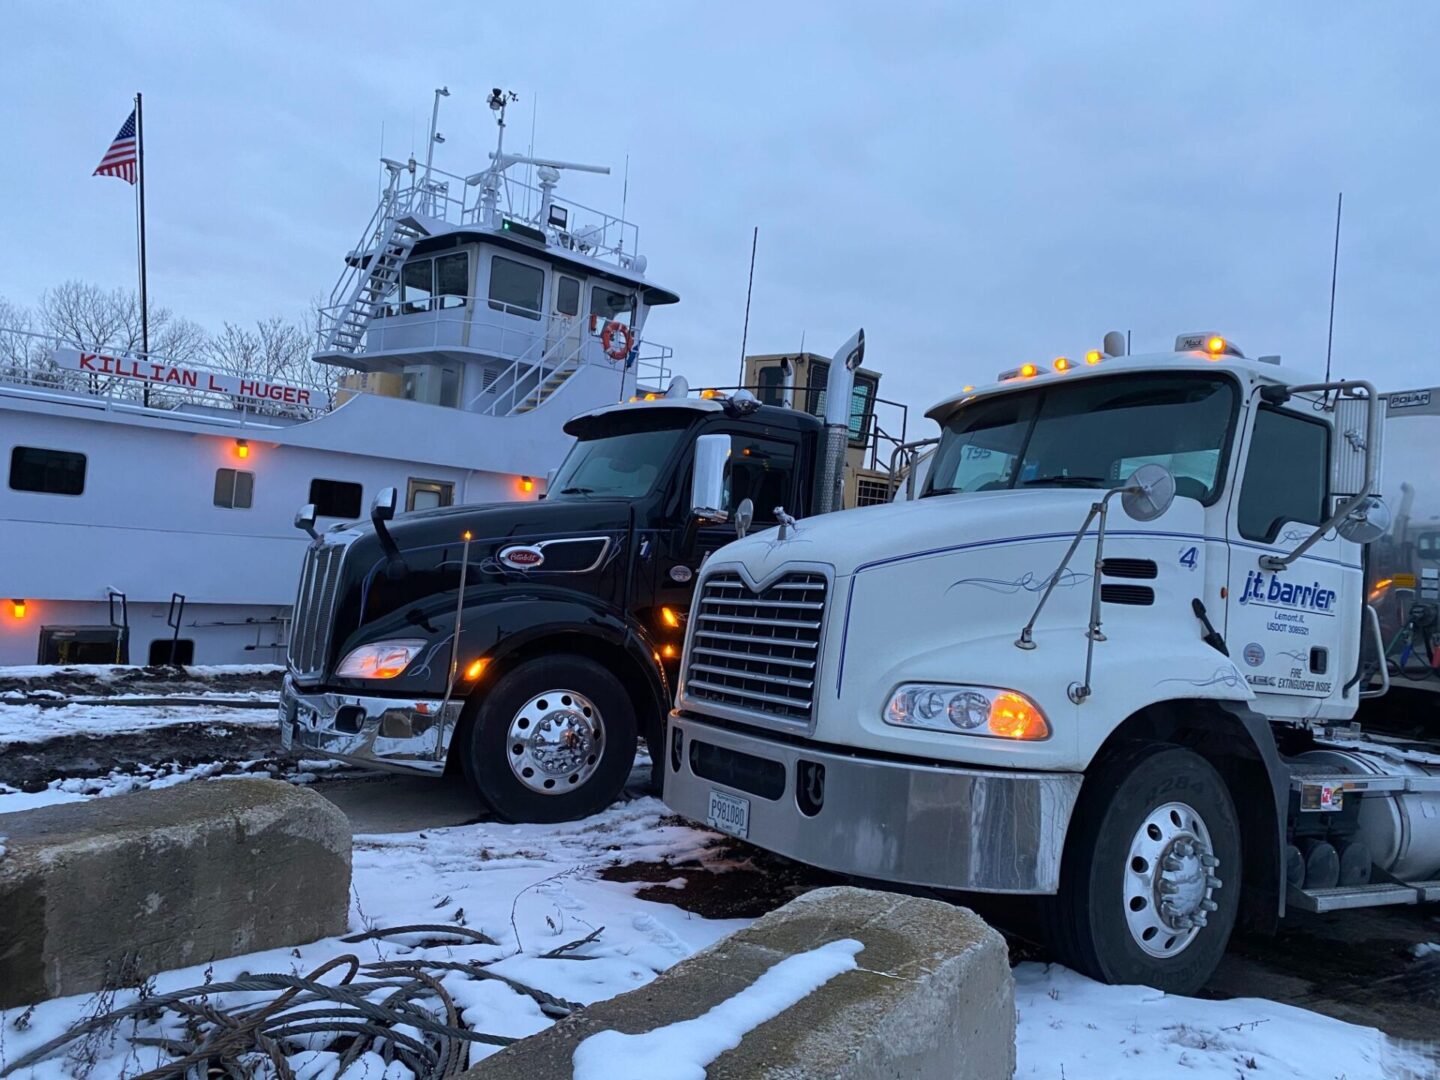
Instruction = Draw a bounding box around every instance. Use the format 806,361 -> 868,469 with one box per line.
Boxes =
0,721 -> 296,790
600,823 -> 839,920
0,665 -> 282,699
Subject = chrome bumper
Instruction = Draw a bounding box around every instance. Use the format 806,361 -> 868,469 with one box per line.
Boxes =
278,674 -> 463,776
663,713 -> 1083,894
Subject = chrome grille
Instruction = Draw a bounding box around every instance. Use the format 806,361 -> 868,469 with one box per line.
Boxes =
288,543 -> 346,678
684,571 -> 827,724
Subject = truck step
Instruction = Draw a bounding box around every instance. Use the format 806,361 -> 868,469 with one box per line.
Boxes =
1287,880 -> 1440,913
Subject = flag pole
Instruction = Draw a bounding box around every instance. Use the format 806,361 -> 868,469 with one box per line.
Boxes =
135,91 -> 150,403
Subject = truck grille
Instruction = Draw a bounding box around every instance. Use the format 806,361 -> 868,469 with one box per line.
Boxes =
684,571 -> 827,724
288,542 -> 346,678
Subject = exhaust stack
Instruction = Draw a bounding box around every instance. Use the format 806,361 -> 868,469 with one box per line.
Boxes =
816,329 -> 865,515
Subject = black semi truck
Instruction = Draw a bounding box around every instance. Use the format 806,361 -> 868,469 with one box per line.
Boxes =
280,332 -> 873,821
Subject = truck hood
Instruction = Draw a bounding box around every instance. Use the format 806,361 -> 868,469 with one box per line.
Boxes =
329,496 -> 635,556
714,488 -> 1148,581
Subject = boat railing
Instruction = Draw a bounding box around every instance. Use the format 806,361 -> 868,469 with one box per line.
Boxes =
0,324 -> 337,427
371,161 -> 641,268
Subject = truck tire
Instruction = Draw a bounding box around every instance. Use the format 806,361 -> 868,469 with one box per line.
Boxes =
461,655 -> 638,824
1044,743 -> 1241,995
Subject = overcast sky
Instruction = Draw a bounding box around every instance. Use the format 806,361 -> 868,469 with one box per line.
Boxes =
3,2 -> 1437,419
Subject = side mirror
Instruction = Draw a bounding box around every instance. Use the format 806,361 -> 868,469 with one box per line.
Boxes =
734,498 -> 755,540
293,503 -> 319,540
371,486 -> 398,522
1336,495 -> 1391,545
1120,464 -> 1176,522
690,434 -> 729,523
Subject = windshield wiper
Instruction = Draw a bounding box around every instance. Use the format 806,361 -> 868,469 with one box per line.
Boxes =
558,486 -> 595,495
1022,475 -> 1106,488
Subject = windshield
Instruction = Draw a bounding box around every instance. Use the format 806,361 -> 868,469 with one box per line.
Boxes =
548,426 -> 687,499
924,372 -> 1238,504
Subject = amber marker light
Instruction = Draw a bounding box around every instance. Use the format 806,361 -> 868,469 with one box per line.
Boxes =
662,644 -> 678,659
1369,577 -> 1393,602
1019,363 -> 1039,378
1053,357 -> 1071,372
462,531 -> 473,541
962,385 -> 974,393
520,475 -> 535,493
1084,350 -> 1103,365
988,691 -> 1049,740
464,658 -> 489,681
643,392 -> 660,401
660,606 -> 682,629
235,438 -> 250,459
11,599 -> 25,619
1206,336 -> 1227,358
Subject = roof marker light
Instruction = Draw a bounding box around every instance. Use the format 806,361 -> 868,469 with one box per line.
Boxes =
962,385 -> 974,393
1019,363 -> 1038,378
1053,357 -> 1071,372
1084,350 -> 1103,365
1206,336 -> 1227,358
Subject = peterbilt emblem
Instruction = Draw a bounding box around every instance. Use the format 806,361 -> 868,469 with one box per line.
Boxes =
499,545 -> 545,569
668,565 -> 694,583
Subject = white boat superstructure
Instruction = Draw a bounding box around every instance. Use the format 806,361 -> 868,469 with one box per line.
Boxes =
0,89 -> 681,666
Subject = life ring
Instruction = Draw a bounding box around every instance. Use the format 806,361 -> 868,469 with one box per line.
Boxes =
601,321 -> 634,362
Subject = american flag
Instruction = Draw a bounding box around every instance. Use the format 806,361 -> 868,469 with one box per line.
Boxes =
93,109 -> 138,184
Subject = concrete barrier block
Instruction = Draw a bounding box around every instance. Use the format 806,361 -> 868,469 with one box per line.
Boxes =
0,778 -> 351,1008
467,885 -> 1015,1079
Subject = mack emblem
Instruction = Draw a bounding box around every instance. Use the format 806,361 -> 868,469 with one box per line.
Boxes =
499,545 -> 545,569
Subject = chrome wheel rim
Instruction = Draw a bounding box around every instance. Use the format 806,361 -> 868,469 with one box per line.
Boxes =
1123,800 -> 1222,959
506,688 -> 605,795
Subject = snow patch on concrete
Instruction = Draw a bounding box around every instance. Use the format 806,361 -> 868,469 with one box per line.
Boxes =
571,938 -> 863,1080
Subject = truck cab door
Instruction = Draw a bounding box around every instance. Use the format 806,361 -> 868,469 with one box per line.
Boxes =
1224,397 -> 1360,720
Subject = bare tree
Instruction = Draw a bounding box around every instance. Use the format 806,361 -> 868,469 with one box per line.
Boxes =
0,295 -> 43,378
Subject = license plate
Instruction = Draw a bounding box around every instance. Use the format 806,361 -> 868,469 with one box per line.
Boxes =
707,789 -> 751,839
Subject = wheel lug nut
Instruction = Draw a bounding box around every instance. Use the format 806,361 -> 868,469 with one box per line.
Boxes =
1200,854 -> 1219,868
1206,875 -> 1223,889
1159,880 -> 1178,894
1192,914 -> 1208,928
1200,899 -> 1218,912
1163,856 -> 1183,871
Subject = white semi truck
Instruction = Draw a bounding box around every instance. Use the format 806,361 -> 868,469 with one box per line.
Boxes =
662,329 -> 1440,993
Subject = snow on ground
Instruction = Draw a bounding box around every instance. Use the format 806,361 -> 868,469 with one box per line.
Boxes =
0,798 -> 748,1078
0,701 -> 277,747
1015,963 -> 1432,1079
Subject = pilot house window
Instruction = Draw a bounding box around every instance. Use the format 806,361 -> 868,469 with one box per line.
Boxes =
488,256 -> 544,319
9,446 -> 86,495
309,478 -> 363,519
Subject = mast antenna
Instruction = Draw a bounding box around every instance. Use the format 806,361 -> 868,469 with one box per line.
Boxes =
1324,192 -> 1343,382
423,86 -> 449,188
737,226 -> 759,385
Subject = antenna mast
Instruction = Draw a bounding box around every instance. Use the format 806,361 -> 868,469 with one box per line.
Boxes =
422,86 -> 449,187
1324,192 -> 1343,382
737,226 -> 758,385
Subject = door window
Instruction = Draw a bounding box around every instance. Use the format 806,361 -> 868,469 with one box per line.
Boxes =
556,276 -> 581,317
724,435 -> 798,524
1237,407 -> 1329,543
213,468 -> 254,509
9,446 -> 86,495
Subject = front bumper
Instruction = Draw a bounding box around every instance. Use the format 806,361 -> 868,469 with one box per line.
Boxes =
279,674 -> 464,776
663,712 -> 1083,893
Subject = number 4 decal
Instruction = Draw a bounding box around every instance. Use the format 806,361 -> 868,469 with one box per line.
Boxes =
1179,545 -> 1199,570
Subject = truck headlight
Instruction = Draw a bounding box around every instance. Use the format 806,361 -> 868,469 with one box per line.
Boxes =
336,639 -> 426,679
884,684 -> 1049,740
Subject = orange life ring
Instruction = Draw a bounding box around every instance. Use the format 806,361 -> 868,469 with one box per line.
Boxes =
601,320 -> 634,362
